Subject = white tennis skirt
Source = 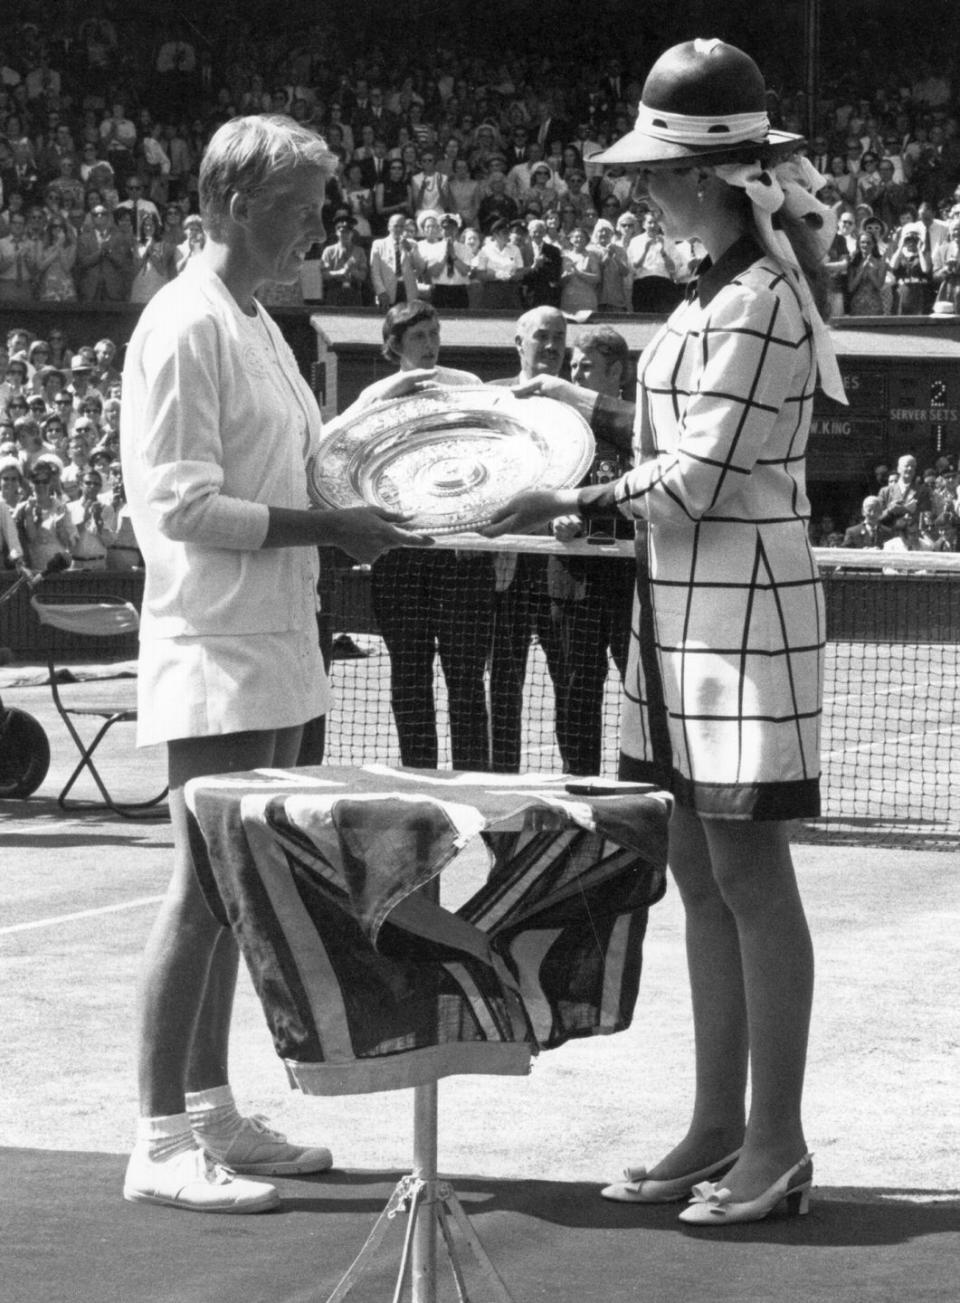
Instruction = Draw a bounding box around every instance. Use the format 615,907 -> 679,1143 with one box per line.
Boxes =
136,623 -> 331,746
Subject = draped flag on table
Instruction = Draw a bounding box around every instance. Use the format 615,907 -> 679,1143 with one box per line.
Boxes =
186,766 -> 670,1095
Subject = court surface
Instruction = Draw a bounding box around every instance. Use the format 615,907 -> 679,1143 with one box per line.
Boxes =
1,674 -> 958,1302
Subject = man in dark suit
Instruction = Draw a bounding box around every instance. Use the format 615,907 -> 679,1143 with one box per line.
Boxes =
518,217 -> 562,308
356,87 -> 397,146
842,495 -> 894,548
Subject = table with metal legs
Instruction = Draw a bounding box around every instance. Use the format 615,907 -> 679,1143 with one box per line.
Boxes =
185,765 -> 669,1303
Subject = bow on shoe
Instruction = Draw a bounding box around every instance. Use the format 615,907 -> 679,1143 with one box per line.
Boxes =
687,1180 -> 732,1212
623,1166 -> 648,1182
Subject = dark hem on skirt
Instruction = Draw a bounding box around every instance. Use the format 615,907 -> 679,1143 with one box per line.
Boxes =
618,752 -> 821,822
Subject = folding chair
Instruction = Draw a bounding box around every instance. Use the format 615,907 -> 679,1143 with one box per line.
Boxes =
30,594 -> 168,817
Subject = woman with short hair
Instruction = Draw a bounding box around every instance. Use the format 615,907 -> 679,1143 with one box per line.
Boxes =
120,114 -> 431,1216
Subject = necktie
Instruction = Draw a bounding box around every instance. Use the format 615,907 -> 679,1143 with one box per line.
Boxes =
394,242 -> 401,275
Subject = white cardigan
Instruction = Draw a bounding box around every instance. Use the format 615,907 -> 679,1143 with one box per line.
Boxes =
121,260 -> 321,639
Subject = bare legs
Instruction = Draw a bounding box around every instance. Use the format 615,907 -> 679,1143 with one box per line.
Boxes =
646,804 -> 814,1199
136,725 -> 303,1117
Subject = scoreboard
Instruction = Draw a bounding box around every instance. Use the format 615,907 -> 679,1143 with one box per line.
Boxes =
808,353 -> 960,482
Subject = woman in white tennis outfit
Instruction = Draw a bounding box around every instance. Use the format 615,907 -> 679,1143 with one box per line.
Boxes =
120,115 -> 431,1215
483,41 -> 848,1227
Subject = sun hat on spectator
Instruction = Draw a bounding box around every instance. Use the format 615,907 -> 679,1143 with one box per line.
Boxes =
596,38 -> 803,169
440,212 -> 461,229
70,354 -> 92,373
417,209 -> 445,233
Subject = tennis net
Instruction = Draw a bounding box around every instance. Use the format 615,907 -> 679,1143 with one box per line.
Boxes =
319,539 -> 960,845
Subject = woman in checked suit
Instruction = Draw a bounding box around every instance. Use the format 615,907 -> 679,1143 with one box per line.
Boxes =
483,40 -> 849,1228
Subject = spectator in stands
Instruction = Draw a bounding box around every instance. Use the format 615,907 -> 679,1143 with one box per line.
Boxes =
423,211 -> 472,309
67,466 -> 115,570
14,454 -> 74,572
99,100 -> 138,185
45,328 -> 70,371
447,156 -> 480,229
60,430 -> 91,501
13,415 -> 48,476
0,481 -> 22,568
590,217 -> 632,311
76,204 -> 130,301
35,211 -> 77,300
0,210 -> 37,303
175,214 -> 205,274
879,453 -> 931,534
340,161 -> 374,245
889,224 -> 934,313
842,495 -> 893,548
320,213 -> 369,306
130,211 -> 175,303
0,456 -> 25,512
409,148 -> 453,216
932,511 -> 958,550
477,170 -> 519,234
374,156 -> 413,234
628,209 -> 680,312
370,210 -> 422,310
473,217 -> 523,309
846,229 -> 887,315
516,216 -> 562,309
932,213 -> 960,312
559,225 -> 601,313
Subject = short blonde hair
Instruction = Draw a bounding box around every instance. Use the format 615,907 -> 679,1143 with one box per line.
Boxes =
199,115 -> 337,237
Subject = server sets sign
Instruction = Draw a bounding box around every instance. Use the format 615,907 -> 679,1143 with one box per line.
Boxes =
807,365 -> 960,481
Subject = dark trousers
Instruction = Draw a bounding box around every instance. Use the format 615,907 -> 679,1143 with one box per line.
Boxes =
371,549 -> 494,770
548,558 -> 636,776
489,554 -> 566,773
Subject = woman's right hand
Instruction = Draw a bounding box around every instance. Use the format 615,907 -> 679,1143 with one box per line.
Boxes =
320,506 -> 434,564
480,488 -> 579,537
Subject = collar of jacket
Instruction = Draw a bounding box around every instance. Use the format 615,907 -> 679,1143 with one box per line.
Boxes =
695,234 -> 766,307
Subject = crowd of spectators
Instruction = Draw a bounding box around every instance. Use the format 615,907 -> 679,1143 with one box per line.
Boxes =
2,8 -> 960,314
3,7 -> 960,572
0,326 -> 139,573
810,451 -> 960,552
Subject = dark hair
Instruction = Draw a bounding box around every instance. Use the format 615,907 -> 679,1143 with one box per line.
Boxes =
381,299 -> 437,361
573,325 -> 632,374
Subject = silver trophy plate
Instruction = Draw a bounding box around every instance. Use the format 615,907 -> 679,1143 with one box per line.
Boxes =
308,386 -> 595,534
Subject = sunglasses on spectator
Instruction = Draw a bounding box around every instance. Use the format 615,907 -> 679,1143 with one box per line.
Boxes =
1,474 -> 20,483
82,478 -> 102,487
31,474 -> 52,484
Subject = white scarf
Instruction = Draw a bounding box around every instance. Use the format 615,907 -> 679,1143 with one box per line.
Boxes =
713,158 -> 848,405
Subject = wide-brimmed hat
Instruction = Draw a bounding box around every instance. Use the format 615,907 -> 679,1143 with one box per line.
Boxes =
596,39 -> 803,170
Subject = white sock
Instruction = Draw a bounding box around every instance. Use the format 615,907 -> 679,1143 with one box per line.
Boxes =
135,1112 -> 196,1163
185,1084 -> 243,1144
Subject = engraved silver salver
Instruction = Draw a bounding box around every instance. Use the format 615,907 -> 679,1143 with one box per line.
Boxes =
308,387 -> 595,534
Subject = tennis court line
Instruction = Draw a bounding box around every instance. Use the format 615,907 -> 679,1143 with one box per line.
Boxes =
0,894 -> 164,936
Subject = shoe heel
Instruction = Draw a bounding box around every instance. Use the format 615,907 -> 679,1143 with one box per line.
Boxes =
784,1181 -> 812,1216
